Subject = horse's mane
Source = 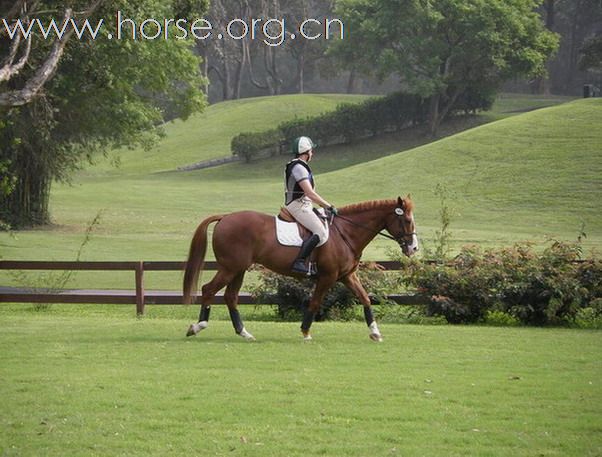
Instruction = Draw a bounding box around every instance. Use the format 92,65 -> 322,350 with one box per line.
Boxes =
339,198 -> 413,215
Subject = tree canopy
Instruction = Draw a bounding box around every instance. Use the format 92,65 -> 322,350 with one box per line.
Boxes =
0,0 -> 207,226
332,0 -> 559,135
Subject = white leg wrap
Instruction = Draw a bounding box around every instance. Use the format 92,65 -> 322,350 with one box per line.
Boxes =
239,328 -> 256,341
369,322 -> 383,342
192,321 -> 208,334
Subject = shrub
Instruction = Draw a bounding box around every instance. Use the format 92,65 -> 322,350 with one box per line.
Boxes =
572,297 -> 602,329
231,128 -> 282,162
399,241 -> 601,326
251,263 -> 399,322
483,310 -> 521,327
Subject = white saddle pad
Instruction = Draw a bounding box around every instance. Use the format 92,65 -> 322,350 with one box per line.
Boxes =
275,215 -> 329,247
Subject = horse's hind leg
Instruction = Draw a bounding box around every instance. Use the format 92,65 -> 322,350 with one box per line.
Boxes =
186,269 -> 235,337
225,271 -> 255,341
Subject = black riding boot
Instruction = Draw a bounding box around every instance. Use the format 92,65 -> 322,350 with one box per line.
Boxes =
291,234 -> 320,275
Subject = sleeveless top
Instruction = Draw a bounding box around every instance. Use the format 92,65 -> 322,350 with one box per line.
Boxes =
284,159 -> 315,205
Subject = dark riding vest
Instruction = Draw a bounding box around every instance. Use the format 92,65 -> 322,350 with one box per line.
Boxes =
284,158 -> 315,205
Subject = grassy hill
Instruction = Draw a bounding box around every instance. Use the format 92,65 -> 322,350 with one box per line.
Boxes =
88,93 -> 370,175
0,94 -> 599,289
317,97 -> 602,248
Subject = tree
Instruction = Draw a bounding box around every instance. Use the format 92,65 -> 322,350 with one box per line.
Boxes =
0,0 -> 208,226
196,0 -> 247,100
536,0 -> 602,93
579,35 -> 602,72
0,0 -> 104,107
284,0 -> 331,94
333,0 -> 559,135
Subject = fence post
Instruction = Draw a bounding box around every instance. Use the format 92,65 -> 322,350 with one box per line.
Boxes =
135,262 -> 145,315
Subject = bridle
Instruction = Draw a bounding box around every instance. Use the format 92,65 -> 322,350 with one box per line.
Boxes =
331,209 -> 417,251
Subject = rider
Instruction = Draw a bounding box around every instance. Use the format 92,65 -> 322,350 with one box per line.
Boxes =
285,136 -> 338,275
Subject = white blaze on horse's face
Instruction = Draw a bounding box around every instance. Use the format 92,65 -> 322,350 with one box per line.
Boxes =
407,217 -> 419,256
402,214 -> 418,257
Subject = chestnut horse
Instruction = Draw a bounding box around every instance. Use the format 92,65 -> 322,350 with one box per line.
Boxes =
183,196 -> 418,341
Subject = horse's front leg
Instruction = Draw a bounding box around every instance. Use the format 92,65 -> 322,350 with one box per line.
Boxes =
342,272 -> 383,342
301,275 -> 336,341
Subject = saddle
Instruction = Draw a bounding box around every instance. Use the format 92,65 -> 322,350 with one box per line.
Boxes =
275,207 -> 328,247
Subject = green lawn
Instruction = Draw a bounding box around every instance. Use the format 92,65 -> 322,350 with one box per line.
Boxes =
1,92 -> 600,457
1,308 -> 600,457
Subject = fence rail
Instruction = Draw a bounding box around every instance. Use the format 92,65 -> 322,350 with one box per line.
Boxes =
0,260 -> 421,315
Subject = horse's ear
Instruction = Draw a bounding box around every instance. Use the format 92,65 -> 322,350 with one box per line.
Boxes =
406,193 -> 412,200
397,196 -> 404,208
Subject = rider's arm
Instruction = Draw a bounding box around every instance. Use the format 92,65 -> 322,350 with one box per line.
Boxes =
298,179 -> 332,209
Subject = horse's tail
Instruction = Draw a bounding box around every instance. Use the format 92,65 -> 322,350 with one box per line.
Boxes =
183,214 -> 225,305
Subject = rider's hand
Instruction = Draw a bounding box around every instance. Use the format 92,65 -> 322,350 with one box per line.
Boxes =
328,206 -> 338,216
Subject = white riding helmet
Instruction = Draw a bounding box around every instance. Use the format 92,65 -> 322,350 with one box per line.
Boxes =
291,136 -> 316,155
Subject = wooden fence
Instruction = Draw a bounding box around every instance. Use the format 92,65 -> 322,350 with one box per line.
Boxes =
0,260 -> 423,315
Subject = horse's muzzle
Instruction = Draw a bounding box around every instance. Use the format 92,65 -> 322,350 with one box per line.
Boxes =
401,234 -> 419,257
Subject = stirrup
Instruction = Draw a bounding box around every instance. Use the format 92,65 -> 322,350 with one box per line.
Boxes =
292,260 -> 317,277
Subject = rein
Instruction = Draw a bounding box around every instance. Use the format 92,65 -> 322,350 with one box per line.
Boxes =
332,214 -> 416,247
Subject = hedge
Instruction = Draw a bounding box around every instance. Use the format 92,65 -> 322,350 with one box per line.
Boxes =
231,91 -> 443,162
399,241 -> 602,326
230,129 -> 281,163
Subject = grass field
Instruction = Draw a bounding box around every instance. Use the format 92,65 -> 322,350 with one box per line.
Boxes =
1,307 -> 601,457
1,93 -> 601,457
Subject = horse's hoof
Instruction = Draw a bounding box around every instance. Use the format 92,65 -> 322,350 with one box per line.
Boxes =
303,334 -> 313,342
369,333 -> 383,342
186,325 -> 197,337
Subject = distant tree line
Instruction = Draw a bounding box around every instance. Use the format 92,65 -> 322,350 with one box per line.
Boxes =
197,0 -> 334,102
202,0 -> 602,103
534,0 -> 602,94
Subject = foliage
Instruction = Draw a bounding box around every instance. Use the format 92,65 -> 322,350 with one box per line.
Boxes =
231,129 -> 282,162
0,0 -> 207,227
231,92 -> 435,160
332,0 -> 559,134
251,263 -> 399,321
483,310 -> 521,327
419,183 -> 456,262
400,241 -> 602,326
0,157 -> 15,230
579,35 -> 602,72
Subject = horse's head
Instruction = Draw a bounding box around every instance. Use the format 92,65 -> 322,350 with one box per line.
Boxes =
385,195 -> 419,257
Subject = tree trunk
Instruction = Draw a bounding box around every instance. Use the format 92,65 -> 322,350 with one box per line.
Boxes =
347,67 -> 357,93
544,0 -> 555,29
565,7 -> 580,92
1,151 -> 52,227
222,60 -> 232,100
298,53 -> 305,94
428,93 -> 441,137
533,0 -> 555,94
201,52 -> 209,95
